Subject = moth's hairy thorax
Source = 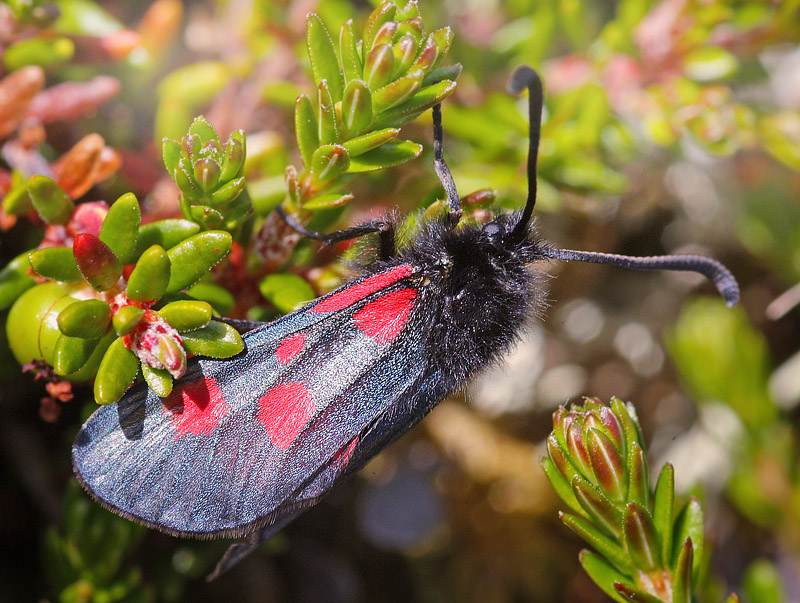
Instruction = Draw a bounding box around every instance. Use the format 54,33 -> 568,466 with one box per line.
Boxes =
400,215 -> 549,390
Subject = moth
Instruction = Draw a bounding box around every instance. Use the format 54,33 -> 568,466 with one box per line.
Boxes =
73,67 -> 738,579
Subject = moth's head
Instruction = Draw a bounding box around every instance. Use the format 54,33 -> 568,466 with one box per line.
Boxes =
439,213 -> 544,292
469,211 -> 544,262
433,65 -> 738,307
481,220 -> 505,246
483,66 -> 739,306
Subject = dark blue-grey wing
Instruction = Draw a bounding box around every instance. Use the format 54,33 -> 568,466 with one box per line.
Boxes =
73,265 -> 431,538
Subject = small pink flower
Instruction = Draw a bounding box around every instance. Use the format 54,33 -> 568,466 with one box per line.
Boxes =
125,311 -> 187,379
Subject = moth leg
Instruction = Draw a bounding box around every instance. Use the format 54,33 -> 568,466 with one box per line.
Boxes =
276,205 -> 396,261
431,103 -> 462,226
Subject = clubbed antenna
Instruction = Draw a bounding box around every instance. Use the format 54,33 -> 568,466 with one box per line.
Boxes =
507,66 -> 543,242
542,247 -> 740,307
509,65 -> 739,306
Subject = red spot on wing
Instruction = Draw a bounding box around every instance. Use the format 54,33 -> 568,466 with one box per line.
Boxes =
353,288 -> 416,344
163,376 -> 230,438
276,333 -> 306,365
312,265 -> 413,313
258,383 -> 314,449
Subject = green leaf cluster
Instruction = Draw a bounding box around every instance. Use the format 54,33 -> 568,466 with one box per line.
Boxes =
542,397 -> 734,603
290,0 -> 458,212
6,188 -> 242,404
163,116 -> 251,238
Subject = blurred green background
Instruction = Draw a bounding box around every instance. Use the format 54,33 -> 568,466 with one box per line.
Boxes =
1,0 -> 799,601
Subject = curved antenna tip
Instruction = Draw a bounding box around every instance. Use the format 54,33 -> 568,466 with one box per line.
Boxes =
721,282 -> 740,308
542,247 -> 740,307
507,66 -> 542,96
508,65 -> 545,241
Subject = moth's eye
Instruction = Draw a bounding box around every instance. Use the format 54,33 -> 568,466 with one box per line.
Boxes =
483,223 -> 502,242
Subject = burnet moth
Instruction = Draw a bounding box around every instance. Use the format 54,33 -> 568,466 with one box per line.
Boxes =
72,66 -> 739,579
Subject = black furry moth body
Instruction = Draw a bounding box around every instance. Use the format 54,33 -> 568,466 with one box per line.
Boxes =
72,66 -> 739,579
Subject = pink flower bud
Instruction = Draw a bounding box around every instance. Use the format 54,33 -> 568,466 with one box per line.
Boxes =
126,311 -> 187,379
